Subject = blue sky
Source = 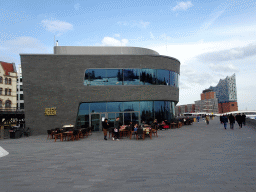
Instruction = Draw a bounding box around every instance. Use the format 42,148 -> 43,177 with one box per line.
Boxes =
1,0 -> 256,110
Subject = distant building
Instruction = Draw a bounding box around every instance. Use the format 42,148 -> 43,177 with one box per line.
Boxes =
195,89 -> 218,114
176,74 -> 238,115
17,65 -> 24,110
0,61 -> 17,110
209,73 -> 238,113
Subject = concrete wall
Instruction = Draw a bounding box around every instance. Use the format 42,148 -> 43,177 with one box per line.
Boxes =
20,54 -> 180,135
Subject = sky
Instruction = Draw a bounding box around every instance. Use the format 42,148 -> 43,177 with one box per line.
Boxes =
1,0 -> 256,110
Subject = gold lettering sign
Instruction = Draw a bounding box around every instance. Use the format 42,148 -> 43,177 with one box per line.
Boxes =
45,107 -> 57,116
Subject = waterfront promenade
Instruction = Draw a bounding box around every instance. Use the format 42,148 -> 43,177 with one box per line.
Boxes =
0,118 -> 256,192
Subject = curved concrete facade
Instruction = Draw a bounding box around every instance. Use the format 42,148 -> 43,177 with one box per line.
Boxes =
20,47 -> 180,135
54,46 -> 159,55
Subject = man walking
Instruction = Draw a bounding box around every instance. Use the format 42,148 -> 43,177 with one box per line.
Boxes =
228,114 -> 235,129
242,113 -> 246,126
222,114 -> 228,129
113,117 -> 122,141
102,119 -> 109,140
236,113 -> 243,129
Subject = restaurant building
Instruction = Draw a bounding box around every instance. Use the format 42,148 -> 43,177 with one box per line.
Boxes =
20,46 -> 180,135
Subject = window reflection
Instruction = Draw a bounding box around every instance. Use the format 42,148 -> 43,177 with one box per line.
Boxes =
123,69 -> 140,85
84,68 -> 179,87
140,101 -> 154,124
105,69 -> 123,85
76,101 -> 176,129
140,69 -> 156,85
107,102 -> 123,112
156,70 -> 169,85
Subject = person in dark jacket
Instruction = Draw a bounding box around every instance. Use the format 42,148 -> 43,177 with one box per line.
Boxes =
222,114 -> 228,129
102,119 -> 110,140
220,115 -> 223,124
242,113 -> 246,126
228,114 -> 235,129
235,113 -> 243,129
113,117 -> 122,141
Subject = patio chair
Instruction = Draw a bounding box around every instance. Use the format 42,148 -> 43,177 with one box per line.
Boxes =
151,126 -> 158,137
47,130 -> 52,139
54,129 -> 62,142
81,128 -> 88,138
72,129 -> 80,141
136,128 -> 144,140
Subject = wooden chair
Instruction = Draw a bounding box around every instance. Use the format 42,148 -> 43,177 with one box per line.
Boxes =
54,129 -> 62,142
151,127 -> 158,137
72,129 -> 80,141
136,129 -> 144,140
47,130 -> 52,139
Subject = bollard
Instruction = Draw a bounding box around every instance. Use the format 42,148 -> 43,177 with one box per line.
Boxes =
1,125 -> 4,140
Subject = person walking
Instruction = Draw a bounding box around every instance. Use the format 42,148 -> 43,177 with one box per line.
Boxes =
242,113 -> 246,126
102,119 -> 110,140
236,113 -> 243,129
228,114 -> 235,129
222,114 -> 228,129
205,115 -> 210,125
196,115 -> 200,122
113,117 -> 122,141
220,115 -> 223,124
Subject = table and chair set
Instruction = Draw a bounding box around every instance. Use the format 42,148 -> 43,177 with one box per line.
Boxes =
47,125 -> 94,142
108,124 -> 158,140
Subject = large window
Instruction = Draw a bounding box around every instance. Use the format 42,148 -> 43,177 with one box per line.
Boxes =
84,68 -> 179,87
76,101 -> 176,128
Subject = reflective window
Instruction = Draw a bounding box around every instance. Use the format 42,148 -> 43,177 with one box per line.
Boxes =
123,69 -> 140,85
140,69 -> 156,85
156,70 -> 169,85
76,101 -> 176,130
84,68 -> 179,87
140,101 -> 154,124
90,103 -> 106,113
123,102 -> 139,112
107,102 -> 123,112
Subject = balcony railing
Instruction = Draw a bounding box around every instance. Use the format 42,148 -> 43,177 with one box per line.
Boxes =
0,108 -> 24,113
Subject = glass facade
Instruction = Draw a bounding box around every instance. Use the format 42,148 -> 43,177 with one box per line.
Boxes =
76,101 -> 176,131
84,68 -> 179,87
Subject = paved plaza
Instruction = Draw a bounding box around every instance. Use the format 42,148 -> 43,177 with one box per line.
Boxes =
0,118 -> 256,192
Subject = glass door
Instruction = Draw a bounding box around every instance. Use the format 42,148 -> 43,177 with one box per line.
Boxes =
91,114 -> 100,131
91,113 -> 106,131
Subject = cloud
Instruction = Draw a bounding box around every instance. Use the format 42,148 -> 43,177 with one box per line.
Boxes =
150,32 -> 155,39
101,37 -> 128,46
209,63 -> 239,73
172,1 -> 193,11
117,20 -> 150,28
41,19 -> 73,35
74,3 -> 80,11
197,43 -> 256,62
1,36 -> 49,64
114,34 -> 120,38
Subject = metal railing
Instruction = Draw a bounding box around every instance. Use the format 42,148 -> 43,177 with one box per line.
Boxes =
0,108 -> 24,113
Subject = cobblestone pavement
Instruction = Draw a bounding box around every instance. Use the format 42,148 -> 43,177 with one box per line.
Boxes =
0,118 -> 256,192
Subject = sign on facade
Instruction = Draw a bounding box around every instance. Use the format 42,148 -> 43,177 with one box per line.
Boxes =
44,107 -> 57,116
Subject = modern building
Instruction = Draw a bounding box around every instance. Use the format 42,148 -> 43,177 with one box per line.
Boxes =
0,61 -> 17,110
194,89 -> 218,114
209,74 -> 238,113
20,46 -> 180,135
17,65 -> 24,110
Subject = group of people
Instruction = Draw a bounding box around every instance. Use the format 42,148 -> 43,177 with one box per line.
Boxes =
102,117 -> 141,141
220,113 -> 246,129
